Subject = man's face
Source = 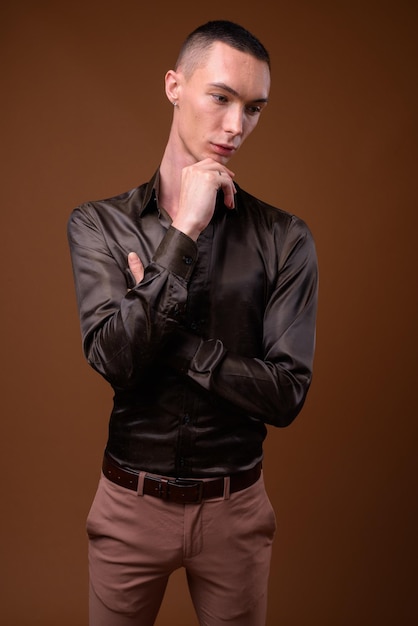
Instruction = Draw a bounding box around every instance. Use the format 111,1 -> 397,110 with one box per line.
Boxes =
171,42 -> 271,165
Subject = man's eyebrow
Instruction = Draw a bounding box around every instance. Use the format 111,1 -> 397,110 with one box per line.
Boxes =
208,82 -> 269,103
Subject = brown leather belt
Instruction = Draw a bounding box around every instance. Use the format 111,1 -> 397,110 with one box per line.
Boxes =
102,454 -> 262,504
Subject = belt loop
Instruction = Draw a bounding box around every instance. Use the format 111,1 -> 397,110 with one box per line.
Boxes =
137,471 -> 146,496
223,476 -> 231,500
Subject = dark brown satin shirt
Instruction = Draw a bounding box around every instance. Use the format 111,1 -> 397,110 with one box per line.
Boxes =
67,170 -> 318,477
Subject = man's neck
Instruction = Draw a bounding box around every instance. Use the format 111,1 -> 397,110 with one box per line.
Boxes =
158,156 -> 181,221
158,132 -> 197,221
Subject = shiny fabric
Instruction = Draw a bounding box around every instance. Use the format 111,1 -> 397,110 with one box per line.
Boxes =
67,170 -> 318,477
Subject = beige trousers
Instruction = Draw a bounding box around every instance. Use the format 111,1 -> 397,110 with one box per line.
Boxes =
87,470 -> 276,626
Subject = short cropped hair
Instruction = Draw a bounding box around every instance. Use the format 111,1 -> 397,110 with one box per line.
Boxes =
175,20 -> 270,77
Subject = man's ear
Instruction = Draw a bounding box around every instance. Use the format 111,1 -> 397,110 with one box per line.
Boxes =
165,70 -> 181,105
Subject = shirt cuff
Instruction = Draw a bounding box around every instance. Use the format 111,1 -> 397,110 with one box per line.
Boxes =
153,226 -> 198,281
163,328 -> 227,380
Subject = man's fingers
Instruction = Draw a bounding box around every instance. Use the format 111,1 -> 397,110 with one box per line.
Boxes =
218,172 -> 237,209
128,252 -> 144,284
221,182 -> 236,209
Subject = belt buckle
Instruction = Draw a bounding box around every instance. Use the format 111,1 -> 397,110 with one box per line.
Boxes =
172,478 -> 204,504
157,478 -> 170,500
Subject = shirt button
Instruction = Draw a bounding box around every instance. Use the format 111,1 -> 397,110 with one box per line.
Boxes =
182,255 -> 193,265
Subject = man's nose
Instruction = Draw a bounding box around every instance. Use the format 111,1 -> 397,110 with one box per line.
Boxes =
224,105 -> 244,136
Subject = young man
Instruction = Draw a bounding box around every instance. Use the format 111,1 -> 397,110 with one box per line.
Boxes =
68,20 -> 318,626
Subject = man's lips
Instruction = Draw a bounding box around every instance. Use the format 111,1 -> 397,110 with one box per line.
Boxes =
211,143 -> 237,156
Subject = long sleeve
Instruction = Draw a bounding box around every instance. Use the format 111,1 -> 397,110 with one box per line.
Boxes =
68,203 -> 198,388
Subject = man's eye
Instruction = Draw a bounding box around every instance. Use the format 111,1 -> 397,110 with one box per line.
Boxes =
212,94 -> 228,104
247,105 -> 262,115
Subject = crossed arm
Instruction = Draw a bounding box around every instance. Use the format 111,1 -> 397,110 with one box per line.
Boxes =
69,160 -> 318,427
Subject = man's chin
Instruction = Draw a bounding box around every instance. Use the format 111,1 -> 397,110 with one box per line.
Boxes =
207,153 -> 231,166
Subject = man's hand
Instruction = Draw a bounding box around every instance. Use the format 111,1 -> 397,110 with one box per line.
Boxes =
128,252 -> 144,285
172,158 -> 236,241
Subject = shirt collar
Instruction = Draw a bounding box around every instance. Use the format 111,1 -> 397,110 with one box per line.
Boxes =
138,169 -> 160,217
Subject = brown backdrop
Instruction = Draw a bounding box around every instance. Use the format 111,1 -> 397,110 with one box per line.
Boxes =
1,1 -> 417,625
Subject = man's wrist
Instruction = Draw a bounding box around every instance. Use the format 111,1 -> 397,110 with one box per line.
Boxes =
171,218 -> 202,242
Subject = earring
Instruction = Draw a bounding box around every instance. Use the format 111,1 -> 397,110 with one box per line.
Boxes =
173,101 -> 177,107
